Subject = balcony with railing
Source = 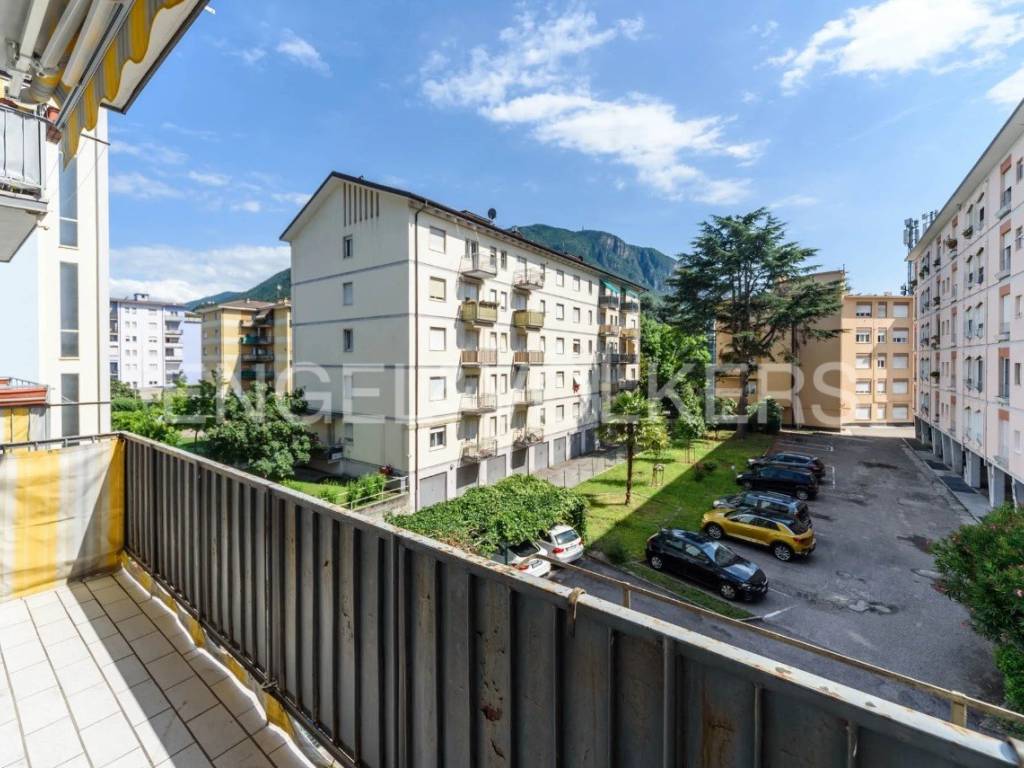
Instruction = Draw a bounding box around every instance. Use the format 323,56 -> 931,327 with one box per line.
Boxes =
459,300 -> 499,325
242,351 -> 274,363
513,268 -> 545,290
512,388 -> 544,406
460,348 -> 498,367
460,393 -> 497,413
512,309 -> 544,329
241,334 -> 274,345
613,378 -> 641,393
0,432 -> 1021,765
621,296 -> 640,313
512,349 -> 544,366
461,436 -> 498,461
513,426 -> 544,446
620,327 -> 640,340
598,293 -> 620,309
0,106 -> 48,262
459,246 -> 498,279
598,324 -> 620,337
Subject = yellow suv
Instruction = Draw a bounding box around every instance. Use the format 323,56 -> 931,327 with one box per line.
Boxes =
701,508 -> 815,561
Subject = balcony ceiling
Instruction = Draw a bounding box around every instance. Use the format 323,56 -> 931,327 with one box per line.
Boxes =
0,0 -> 206,160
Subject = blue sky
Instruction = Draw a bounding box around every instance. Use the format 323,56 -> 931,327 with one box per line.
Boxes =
109,0 -> 1024,303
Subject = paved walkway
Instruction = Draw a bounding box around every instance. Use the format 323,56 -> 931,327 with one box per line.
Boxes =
531,446 -> 626,488
904,438 -> 991,522
0,570 -> 313,768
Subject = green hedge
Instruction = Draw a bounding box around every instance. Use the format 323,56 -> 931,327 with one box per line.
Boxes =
387,474 -> 587,555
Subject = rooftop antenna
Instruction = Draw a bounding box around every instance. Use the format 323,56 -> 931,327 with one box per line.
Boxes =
902,217 -> 920,251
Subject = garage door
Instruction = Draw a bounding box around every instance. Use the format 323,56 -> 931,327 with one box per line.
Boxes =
552,437 -> 567,465
486,455 -> 507,484
419,473 -> 447,509
456,464 -> 479,496
533,443 -> 548,471
510,449 -> 528,475
584,428 -> 596,453
569,432 -> 583,458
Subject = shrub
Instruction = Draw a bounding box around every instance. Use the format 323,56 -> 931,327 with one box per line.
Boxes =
388,474 -> 587,556
346,472 -> 387,508
605,539 -> 631,565
997,644 -> 1024,714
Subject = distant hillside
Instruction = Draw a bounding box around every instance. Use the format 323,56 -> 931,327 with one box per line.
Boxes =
185,224 -> 674,309
186,268 -> 291,310
514,224 -> 675,292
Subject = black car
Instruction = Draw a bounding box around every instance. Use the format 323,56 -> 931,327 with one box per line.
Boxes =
713,491 -> 812,528
735,465 -> 819,500
748,452 -> 826,480
645,529 -> 768,601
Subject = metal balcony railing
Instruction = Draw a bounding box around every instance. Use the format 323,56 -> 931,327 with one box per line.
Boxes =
460,348 -> 498,366
459,300 -> 499,325
459,249 -> 498,279
598,324 -> 620,337
512,309 -> 544,329
460,393 -> 497,413
512,349 -> 544,366
598,293 -> 620,309
513,269 -> 544,290
513,427 -> 544,446
620,328 -> 640,340
0,106 -> 44,196
461,437 -> 498,461
620,297 -> 640,313
242,352 -> 274,363
512,388 -> 544,406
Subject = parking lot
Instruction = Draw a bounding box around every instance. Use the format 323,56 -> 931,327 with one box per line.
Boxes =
551,428 -> 1004,716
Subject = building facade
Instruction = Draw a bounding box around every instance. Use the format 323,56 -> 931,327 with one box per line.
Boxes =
281,173 -> 644,509
199,299 -> 293,392
715,272 -> 914,428
109,293 -> 198,391
908,99 -> 1024,507
0,108 -> 110,440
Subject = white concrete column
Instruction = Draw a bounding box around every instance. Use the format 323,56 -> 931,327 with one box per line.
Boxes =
1013,479 -> 1024,507
965,451 -> 983,489
950,440 -> 964,474
932,430 -> 942,457
990,465 -> 1007,507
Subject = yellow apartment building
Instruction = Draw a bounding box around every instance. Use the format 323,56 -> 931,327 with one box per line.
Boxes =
199,299 -> 293,393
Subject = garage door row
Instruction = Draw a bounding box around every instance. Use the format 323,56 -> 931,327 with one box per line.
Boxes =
418,429 -> 596,507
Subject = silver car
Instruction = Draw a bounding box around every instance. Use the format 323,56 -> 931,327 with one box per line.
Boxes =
490,541 -> 552,578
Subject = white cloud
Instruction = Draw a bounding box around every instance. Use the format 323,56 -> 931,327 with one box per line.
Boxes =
770,194 -> 819,209
421,6 -> 757,203
111,140 -> 185,165
987,64 -> 1024,106
187,170 -> 230,187
162,122 -> 217,141
750,20 -> 779,39
277,29 -> 330,75
740,90 -> 759,104
231,200 -> 262,213
236,47 -> 266,65
110,172 -> 183,199
271,191 -> 312,206
111,244 -> 290,304
771,0 -> 1024,94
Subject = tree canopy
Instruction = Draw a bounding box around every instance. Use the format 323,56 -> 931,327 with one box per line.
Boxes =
598,391 -> 668,503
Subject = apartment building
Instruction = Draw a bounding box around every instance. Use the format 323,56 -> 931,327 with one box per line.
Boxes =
281,172 -> 644,509
199,299 -> 293,392
0,107 -> 109,440
908,99 -> 1024,507
715,272 -> 914,428
109,293 -> 199,391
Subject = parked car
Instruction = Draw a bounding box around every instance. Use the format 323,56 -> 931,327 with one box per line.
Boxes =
701,508 -> 815,561
490,541 -> 552,578
713,491 -> 812,527
735,465 -> 819,500
748,451 -> 826,480
536,524 -> 584,564
644,529 -> 768,601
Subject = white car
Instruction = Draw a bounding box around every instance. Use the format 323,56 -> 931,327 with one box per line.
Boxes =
536,525 -> 584,564
490,541 -> 552,578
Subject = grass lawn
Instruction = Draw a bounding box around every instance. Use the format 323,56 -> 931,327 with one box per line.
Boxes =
576,432 -> 775,562
179,438 -> 211,457
283,478 -> 346,505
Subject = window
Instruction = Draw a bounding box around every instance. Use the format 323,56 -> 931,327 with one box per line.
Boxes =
500,292 -> 507,310
343,329 -> 354,352
429,377 -> 446,401
893,303 -> 909,318
343,235 -> 353,259
60,262 -> 79,357
855,328 -> 870,343
891,328 -> 909,344
573,275 -> 580,291
876,379 -> 887,393
588,310 -> 593,325
875,405 -> 886,420
573,401 -> 581,418
429,227 -> 446,253
1001,357 -> 1011,398
877,302 -> 887,318
855,303 -> 871,317
572,338 -> 581,354
893,379 -> 909,394
60,373 -> 80,437
1017,362 -> 1022,386
892,354 -> 908,369
342,282 -> 354,305
556,270 -> 565,287
429,277 -> 445,301
556,304 -> 565,320
876,329 -> 887,343
429,327 -> 445,351
59,153 -> 78,246
876,354 -> 887,369
855,405 -> 871,420
855,354 -> 870,369
343,423 -> 354,445
1002,231 -> 1013,272
500,333 -> 508,352
1018,227 -> 1024,251
556,371 -> 565,388
556,404 -> 565,421
500,251 -> 508,270
429,427 -> 446,448
893,405 -> 909,420
855,380 -> 871,394
573,307 -> 581,323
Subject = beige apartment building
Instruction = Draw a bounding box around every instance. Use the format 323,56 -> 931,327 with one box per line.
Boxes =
281,172 -> 643,509
715,272 -> 915,428
199,299 -> 293,393
909,98 -> 1024,507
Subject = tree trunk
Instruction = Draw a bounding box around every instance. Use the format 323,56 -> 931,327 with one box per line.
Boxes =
736,367 -> 750,439
625,426 -> 635,504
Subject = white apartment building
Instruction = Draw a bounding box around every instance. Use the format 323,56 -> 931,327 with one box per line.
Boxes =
282,173 -> 643,509
909,98 -> 1024,507
0,107 -> 109,438
109,293 -> 198,391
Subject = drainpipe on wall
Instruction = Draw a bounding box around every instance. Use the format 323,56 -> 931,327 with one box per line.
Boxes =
412,203 -> 426,510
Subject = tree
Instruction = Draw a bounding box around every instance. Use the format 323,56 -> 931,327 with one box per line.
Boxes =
203,384 -> 315,481
169,378 -> 219,445
665,208 -> 843,437
598,391 -> 667,504
639,314 -> 711,424
112,403 -> 182,445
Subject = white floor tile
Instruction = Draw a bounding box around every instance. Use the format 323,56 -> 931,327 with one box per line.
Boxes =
213,739 -> 272,768
3,637 -> 47,673
64,600 -> 105,626
84,575 -> 119,593
37,619 -> 79,648
0,620 -> 38,651
102,656 -> 151,693
54,657 -> 105,696
0,686 -> 16,727
66,681 -> 121,730
133,709 -> 195,765
100,747 -> 153,768
186,704 -> 246,759
147,654 -> 193,691
77,615 -> 119,644
23,716 -> 83,768
183,651 -> 228,686
154,743 -> 211,768
164,676 -> 217,722
0,600 -> 30,630
28,600 -> 69,627
46,636 -> 90,670
268,743 -> 314,768
79,711 -> 140,767
16,685 -> 69,734
9,659 -> 58,699
0,719 -> 26,766
130,632 -> 175,664
235,706 -> 267,735
118,615 -> 159,643
251,724 -> 288,755
210,677 -> 257,718
89,634 -> 134,666
117,679 -> 171,726
105,599 -> 142,623
24,590 -> 60,609
92,586 -> 130,608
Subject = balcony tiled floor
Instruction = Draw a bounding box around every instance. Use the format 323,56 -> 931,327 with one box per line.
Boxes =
0,571 -> 314,768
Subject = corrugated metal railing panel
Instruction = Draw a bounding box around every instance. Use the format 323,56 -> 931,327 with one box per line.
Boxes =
120,435 -> 1020,768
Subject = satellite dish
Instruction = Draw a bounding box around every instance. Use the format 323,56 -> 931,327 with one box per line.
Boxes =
487,207 -> 497,221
